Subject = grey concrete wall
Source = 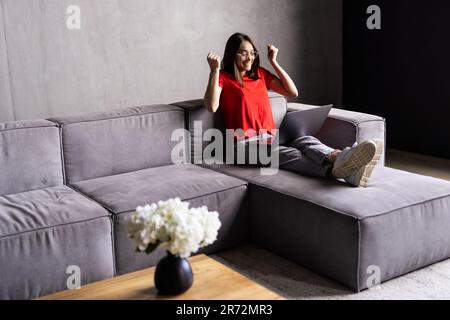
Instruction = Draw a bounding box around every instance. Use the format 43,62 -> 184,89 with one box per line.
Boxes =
0,0 -> 342,121
0,0 -> 14,121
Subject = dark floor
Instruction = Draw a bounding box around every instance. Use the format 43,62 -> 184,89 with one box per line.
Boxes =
386,148 -> 450,181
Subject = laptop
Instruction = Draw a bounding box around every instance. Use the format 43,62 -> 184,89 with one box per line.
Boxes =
277,104 -> 333,145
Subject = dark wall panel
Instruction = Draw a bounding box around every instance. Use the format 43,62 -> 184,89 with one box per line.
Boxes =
344,0 -> 450,159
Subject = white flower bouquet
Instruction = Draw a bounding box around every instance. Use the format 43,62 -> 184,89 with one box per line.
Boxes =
127,198 -> 222,258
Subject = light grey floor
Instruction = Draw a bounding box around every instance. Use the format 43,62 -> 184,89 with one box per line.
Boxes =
211,149 -> 450,300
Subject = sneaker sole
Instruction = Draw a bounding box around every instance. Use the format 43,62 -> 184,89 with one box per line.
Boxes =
356,140 -> 384,187
332,141 -> 377,179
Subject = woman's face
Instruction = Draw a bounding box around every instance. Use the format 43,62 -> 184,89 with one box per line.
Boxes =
235,40 -> 257,73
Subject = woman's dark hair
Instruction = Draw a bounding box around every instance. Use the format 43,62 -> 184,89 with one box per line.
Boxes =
222,32 -> 260,84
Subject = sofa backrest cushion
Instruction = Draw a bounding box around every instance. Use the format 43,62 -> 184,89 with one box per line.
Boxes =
50,105 -> 185,184
268,92 -> 288,129
0,120 -> 63,195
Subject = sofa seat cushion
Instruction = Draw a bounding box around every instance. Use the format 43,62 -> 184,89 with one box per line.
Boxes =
203,164 -> 450,219
203,163 -> 450,291
70,163 -> 249,275
70,163 -> 247,214
0,186 -> 110,238
0,186 -> 114,299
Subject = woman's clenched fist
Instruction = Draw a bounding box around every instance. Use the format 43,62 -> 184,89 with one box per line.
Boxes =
267,44 -> 279,64
207,53 -> 221,71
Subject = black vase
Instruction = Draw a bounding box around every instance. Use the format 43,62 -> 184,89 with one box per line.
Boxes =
154,251 -> 193,295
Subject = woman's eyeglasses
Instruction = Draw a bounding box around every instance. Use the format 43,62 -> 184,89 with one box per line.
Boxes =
237,50 -> 258,59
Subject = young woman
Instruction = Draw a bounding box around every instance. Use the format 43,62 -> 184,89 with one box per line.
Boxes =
204,32 -> 382,187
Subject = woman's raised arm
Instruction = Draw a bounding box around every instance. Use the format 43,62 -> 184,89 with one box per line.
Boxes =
267,44 -> 298,98
203,53 -> 223,113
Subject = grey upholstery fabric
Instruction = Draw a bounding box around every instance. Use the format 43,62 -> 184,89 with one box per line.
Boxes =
50,105 -> 186,183
202,163 -> 450,291
0,186 -> 109,236
250,182 -> 361,289
0,186 -> 114,299
0,119 -> 53,130
357,170 -> 450,291
70,163 -> 249,275
0,120 -> 63,196
199,164 -> 266,182
169,99 -> 220,165
268,92 -> 288,129
172,92 -> 287,164
288,103 -> 386,166
70,164 -> 247,213
50,105 -> 181,126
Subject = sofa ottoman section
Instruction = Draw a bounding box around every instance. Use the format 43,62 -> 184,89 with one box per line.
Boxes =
70,164 -> 249,275
248,167 -> 450,291
357,169 -> 450,291
0,186 -> 114,299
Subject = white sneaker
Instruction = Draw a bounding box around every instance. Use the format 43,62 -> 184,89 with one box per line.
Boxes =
345,140 -> 383,187
332,140 -> 378,179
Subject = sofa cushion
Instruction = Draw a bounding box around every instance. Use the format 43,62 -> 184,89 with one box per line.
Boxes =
70,164 -> 247,214
50,105 -> 186,183
0,186 -> 114,299
0,186 -> 110,238
70,164 -> 249,275
268,92 -> 288,129
202,163 -> 450,291
237,166 -> 450,220
0,119 -> 63,196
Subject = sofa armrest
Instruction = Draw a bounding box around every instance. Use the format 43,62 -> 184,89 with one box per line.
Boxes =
288,103 -> 386,166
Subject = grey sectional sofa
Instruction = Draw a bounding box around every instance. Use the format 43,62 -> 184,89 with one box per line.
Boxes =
1,94 -> 450,299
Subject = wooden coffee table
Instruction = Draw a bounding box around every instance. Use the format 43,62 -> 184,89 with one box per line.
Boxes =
38,254 -> 283,300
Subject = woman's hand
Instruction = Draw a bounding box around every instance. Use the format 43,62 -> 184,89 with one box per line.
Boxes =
267,44 -> 279,64
204,53 -> 223,113
207,53 -> 221,72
